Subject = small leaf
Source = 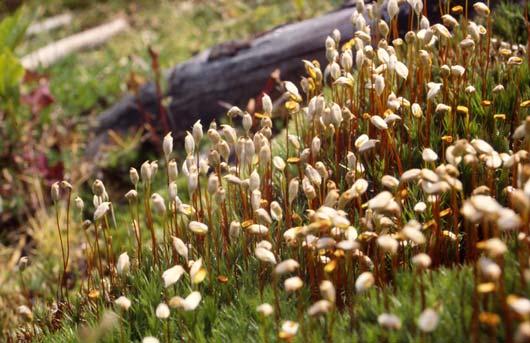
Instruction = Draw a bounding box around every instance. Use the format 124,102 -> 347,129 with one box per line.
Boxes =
0,50 -> 24,96
0,8 -> 30,50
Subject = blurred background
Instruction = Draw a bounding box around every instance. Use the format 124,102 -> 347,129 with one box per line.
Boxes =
0,0 -> 343,244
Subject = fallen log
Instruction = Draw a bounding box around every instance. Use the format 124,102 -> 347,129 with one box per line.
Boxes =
22,18 -> 128,70
26,13 -> 73,36
90,4 -> 357,154
91,0 -> 517,155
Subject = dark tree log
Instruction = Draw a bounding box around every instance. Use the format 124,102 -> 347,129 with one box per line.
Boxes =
164,6 -> 356,133
89,5 -> 356,155
91,0 -> 519,156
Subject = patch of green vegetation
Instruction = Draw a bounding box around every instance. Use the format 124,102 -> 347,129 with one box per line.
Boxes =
492,1 -> 529,45
33,251 -> 526,342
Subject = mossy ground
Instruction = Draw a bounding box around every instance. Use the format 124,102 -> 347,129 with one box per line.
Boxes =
3,1 -> 530,343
